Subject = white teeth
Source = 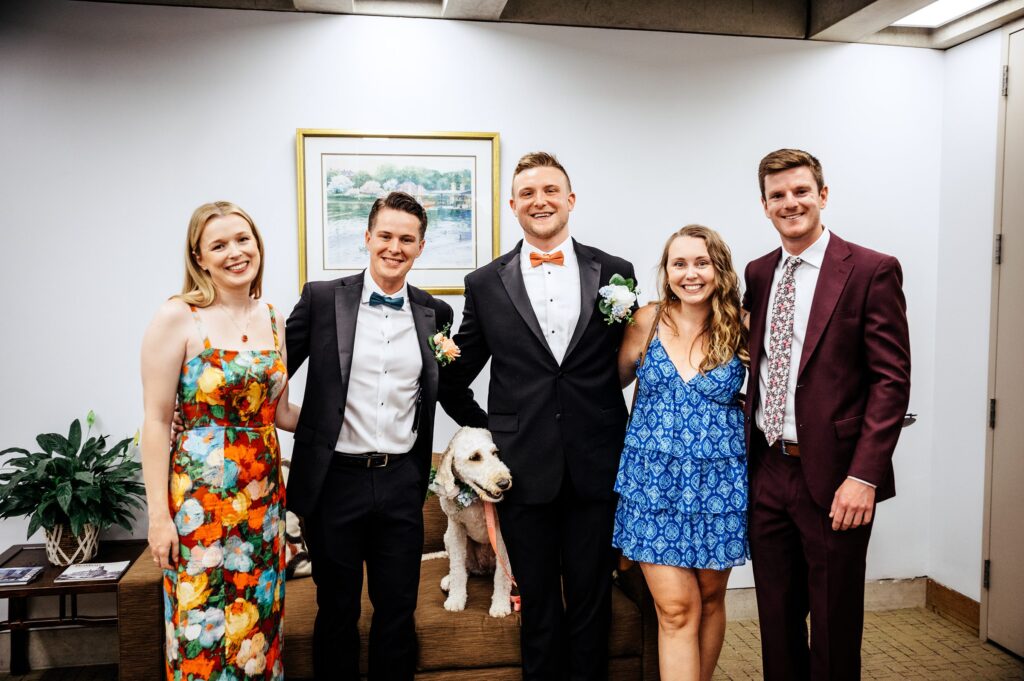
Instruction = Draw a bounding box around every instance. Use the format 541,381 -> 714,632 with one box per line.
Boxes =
683,284 -> 703,291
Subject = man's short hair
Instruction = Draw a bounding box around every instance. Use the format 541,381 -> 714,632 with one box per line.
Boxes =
758,149 -> 825,199
367,191 -> 428,239
512,151 -> 572,193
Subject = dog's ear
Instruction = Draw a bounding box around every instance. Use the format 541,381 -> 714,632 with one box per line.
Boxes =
434,441 -> 459,499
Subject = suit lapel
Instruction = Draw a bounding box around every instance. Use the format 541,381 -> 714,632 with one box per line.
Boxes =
748,250 -> 779,374
409,292 -> 439,397
798,236 -> 853,378
334,277 -> 362,389
564,240 -> 600,361
498,243 -> 555,358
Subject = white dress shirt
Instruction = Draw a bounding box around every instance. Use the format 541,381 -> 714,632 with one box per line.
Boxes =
756,228 -> 831,442
335,271 -> 423,455
520,237 -> 581,365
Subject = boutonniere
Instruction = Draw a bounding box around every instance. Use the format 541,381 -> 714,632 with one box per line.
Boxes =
598,274 -> 639,325
429,323 -> 461,365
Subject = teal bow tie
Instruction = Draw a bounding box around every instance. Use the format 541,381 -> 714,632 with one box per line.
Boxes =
369,291 -> 404,310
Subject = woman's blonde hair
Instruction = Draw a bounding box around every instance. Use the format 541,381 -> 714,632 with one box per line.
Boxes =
657,224 -> 749,371
177,201 -> 264,307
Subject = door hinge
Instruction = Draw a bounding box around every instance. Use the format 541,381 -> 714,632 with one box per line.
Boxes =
984,559 -> 991,589
1003,65 -> 1009,97
989,398 -> 997,428
995,234 -> 1002,265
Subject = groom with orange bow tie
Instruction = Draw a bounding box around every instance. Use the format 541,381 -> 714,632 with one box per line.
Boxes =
446,151 -> 636,680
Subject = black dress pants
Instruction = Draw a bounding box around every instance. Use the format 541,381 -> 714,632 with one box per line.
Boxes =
497,474 -> 617,681
303,454 -> 424,681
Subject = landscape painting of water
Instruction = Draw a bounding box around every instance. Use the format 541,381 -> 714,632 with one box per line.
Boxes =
321,154 -> 476,270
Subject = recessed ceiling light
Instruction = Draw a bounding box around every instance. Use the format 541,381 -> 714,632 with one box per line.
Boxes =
892,0 -> 998,28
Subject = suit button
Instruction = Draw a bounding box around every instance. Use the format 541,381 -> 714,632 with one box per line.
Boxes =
555,413 -> 562,421
558,372 -> 564,379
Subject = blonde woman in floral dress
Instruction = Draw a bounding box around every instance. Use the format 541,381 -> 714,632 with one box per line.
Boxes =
141,201 -> 299,681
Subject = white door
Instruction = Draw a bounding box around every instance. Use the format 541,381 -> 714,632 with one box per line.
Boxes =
986,25 -> 1024,657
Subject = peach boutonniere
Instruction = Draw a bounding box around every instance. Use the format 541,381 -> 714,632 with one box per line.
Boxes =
429,323 -> 460,366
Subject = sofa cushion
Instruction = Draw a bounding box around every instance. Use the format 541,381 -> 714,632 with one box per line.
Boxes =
412,557 -> 642,671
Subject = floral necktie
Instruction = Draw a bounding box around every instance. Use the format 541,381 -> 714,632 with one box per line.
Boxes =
763,256 -> 802,446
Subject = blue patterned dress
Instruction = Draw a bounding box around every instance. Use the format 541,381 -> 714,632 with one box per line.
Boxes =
612,333 -> 749,569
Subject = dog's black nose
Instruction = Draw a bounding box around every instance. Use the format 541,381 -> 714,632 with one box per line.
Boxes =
497,478 -> 511,490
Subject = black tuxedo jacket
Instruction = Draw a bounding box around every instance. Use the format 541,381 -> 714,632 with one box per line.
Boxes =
284,272 -> 486,518
447,239 -> 636,504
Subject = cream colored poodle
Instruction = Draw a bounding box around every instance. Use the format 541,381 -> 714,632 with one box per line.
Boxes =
431,427 -> 515,617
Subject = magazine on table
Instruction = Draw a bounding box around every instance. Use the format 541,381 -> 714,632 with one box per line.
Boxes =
0,566 -> 44,586
54,560 -> 130,582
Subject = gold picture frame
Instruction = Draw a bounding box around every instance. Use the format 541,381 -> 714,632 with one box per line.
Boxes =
296,129 -> 500,295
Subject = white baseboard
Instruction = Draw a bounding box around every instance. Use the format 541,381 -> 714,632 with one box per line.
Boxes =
724,576 -> 927,621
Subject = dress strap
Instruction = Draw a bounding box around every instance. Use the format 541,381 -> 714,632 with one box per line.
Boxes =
267,304 -> 280,350
188,305 -> 212,350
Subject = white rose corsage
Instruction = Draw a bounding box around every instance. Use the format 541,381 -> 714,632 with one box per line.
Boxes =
598,274 -> 639,325
428,322 -> 461,365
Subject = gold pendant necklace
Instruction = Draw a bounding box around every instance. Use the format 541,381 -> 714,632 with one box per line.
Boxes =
221,299 -> 254,344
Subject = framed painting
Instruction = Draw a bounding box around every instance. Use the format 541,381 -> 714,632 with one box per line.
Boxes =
296,129 -> 500,295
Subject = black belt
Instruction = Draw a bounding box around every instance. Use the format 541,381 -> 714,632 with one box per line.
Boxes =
334,452 -> 408,468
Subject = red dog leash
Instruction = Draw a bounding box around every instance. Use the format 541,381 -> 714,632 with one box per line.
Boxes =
483,500 -> 521,612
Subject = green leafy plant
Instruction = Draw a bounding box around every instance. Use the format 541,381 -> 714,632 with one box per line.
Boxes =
0,411 -> 146,538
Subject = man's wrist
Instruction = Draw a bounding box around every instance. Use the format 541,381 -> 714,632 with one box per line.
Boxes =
847,475 -> 877,489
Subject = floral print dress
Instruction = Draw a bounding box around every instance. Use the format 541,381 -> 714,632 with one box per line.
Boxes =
164,304 -> 287,681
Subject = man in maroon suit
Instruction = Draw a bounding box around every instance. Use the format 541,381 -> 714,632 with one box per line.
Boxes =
742,149 -> 911,681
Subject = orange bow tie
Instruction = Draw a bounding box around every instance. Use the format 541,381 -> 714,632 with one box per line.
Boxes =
529,250 -> 565,267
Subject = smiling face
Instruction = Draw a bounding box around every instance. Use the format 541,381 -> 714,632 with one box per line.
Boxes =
365,207 -> 425,294
761,165 -> 829,254
195,214 -> 261,293
666,235 -> 716,310
509,165 -> 575,251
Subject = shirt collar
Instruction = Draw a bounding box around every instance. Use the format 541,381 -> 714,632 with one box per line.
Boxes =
520,235 -> 576,270
781,227 -> 830,270
361,269 -> 409,309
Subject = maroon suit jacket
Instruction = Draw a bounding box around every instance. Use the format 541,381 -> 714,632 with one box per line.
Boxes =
742,231 -> 912,509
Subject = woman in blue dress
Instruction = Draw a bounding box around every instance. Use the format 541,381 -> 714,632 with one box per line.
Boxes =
613,224 -> 748,681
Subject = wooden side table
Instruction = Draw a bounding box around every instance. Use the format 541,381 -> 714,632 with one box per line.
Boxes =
0,539 -> 147,674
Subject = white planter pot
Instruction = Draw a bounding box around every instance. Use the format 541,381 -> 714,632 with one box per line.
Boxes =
44,522 -> 99,566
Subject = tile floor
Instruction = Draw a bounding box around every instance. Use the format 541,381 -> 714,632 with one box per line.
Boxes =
1,607 -> 1021,680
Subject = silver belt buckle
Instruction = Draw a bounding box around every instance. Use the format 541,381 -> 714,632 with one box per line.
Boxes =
780,440 -> 796,456
368,453 -> 389,468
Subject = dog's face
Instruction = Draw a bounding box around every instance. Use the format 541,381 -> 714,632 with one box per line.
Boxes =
445,427 -> 512,502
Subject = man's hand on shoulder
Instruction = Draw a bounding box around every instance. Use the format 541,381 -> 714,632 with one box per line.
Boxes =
829,477 -> 876,531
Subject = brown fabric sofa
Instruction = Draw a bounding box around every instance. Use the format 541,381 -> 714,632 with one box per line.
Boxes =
118,482 -> 659,680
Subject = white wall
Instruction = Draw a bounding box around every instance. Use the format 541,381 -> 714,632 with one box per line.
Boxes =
929,29 -> 1003,600
0,0 -> 980,593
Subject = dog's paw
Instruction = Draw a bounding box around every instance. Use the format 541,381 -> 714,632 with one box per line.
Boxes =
440,574 -> 450,592
488,599 -> 512,618
443,593 -> 467,612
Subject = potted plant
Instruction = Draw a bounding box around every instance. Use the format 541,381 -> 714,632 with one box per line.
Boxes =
0,411 -> 146,565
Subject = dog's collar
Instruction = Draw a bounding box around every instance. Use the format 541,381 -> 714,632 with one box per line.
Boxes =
426,465 -> 480,510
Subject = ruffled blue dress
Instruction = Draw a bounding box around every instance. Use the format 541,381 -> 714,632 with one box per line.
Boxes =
612,333 -> 749,569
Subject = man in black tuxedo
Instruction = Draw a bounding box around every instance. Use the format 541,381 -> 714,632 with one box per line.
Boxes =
285,192 -> 485,681
447,152 -> 636,680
